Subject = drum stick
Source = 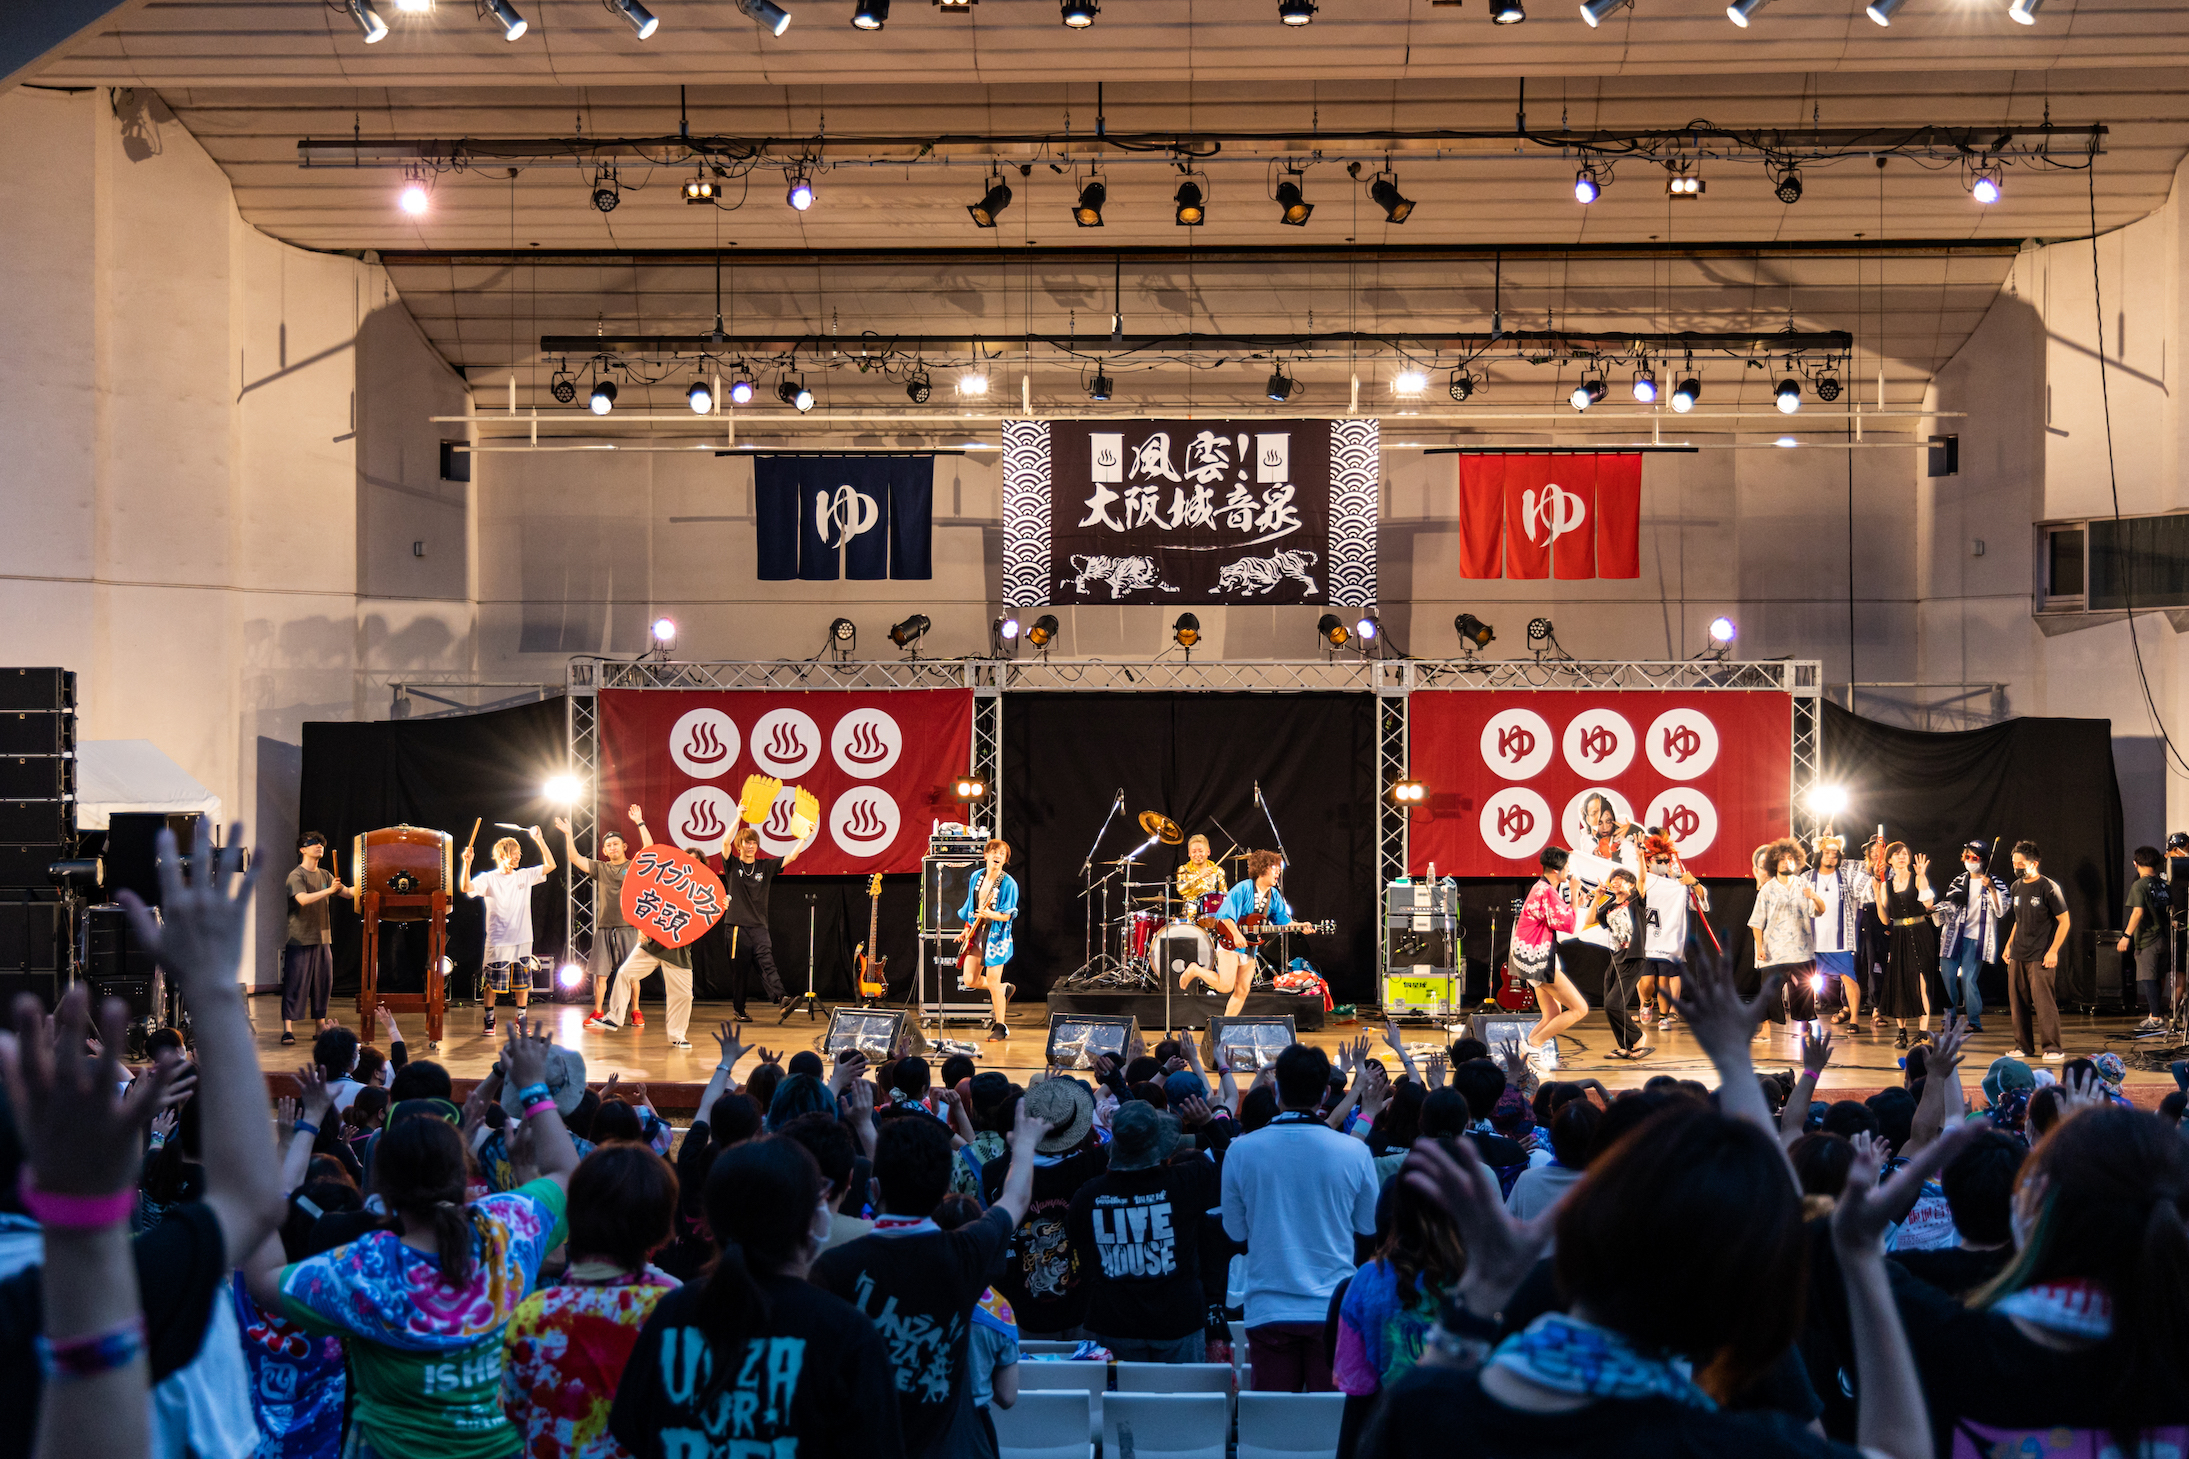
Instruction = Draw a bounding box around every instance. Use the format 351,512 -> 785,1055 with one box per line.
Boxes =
466,819 -> 482,854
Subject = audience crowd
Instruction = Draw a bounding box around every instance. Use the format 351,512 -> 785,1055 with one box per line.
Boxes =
3,821 -> 2186,1459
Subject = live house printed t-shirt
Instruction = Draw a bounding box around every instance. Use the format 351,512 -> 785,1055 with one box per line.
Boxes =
1066,1159 -> 1222,1341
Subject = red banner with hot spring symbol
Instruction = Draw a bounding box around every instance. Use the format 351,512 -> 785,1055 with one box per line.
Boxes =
599,689 -> 974,875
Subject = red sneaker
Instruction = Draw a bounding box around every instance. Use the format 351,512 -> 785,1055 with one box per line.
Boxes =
630,1010 -> 646,1027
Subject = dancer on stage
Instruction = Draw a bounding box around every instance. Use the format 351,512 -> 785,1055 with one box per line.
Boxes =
460,823 -> 555,1033
1511,848 -> 1584,1074
958,838 -> 1020,1041
719,824 -> 808,1023
1809,833 -> 1873,1026
1179,849 -> 1309,1020
1635,834 -> 1706,1027
1749,838 -> 1826,1039
1871,841 -> 1937,1049
1938,839 -> 2005,1033
280,831 -> 356,1045
1592,865 -> 1648,1059
559,804 -> 649,1025
1176,834 -> 1224,908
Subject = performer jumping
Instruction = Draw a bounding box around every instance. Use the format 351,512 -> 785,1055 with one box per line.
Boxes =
1749,838 -> 1826,1039
1179,849 -> 1308,1020
459,824 -> 555,1033
1810,833 -> 1874,1026
1872,841 -> 1937,1049
1512,847 -> 1583,1074
560,804 -> 648,1025
958,838 -> 1020,1041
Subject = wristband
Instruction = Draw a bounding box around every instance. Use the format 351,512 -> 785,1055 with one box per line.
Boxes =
522,1098 -> 558,1120
292,1120 -> 320,1139
17,1174 -> 135,1231
36,1317 -> 147,1381
513,1083 -> 551,1109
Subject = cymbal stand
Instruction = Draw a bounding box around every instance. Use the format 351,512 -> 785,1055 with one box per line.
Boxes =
782,893 -> 825,1023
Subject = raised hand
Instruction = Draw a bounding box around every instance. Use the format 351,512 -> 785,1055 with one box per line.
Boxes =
1670,959 -> 1782,1063
600,1072 -> 623,1103
1801,1027 -> 1834,1078
0,988 -> 169,1202
1400,1138 -> 1555,1317
553,815 -> 571,836
2058,1068 -> 2105,1114
757,1046 -> 784,1068
1175,1094 -> 1213,1129
1927,1016 -> 1973,1078
274,1096 -> 298,1135
839,1075 -> 875,1125
628,804 -> 646,827
1496,1039 -> 1529,1080
158,1068 -> 199,1114
375,1002 -> 402,1044
501,1015 -> 554,1093
713,1020 -> 750,1070
1913,853 -> 1930,878
1424,1052 -> 1449,1089
294,1063 -> 334,1125
1836,1123 -> 1975,1254
828,1049 -> 869,1094
1359,1065 -> 1393,1122
117,820 -> 254,1000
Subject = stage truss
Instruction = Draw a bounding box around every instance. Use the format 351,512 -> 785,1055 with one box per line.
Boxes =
560,656 -> 1823,976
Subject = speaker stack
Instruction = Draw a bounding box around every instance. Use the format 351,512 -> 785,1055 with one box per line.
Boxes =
920,825 -> 993,1020
1383,877 -> 1462,1022
0,668 -> 77,1007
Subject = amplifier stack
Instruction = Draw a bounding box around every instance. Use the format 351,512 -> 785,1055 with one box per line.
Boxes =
0,669 -> 77,1004
1383,876 -> 1461,1021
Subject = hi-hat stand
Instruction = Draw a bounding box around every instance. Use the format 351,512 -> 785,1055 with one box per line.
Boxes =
781,892 -> 825,1023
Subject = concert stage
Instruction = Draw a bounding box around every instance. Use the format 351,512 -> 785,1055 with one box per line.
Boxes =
1044,987 -> 1327,1031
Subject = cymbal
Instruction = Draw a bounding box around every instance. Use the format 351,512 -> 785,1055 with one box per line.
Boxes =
1138,810 -> 1184,846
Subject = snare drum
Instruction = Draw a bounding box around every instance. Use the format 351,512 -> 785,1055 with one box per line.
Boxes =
1126,910 -> 1163,959
1197,891 -> 1225,918
1152,922 -> 1213,975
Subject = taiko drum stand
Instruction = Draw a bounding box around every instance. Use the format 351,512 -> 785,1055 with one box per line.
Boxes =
357,889 -> 449,1051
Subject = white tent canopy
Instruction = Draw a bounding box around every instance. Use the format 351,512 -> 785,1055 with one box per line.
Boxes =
74,740 -> 221,832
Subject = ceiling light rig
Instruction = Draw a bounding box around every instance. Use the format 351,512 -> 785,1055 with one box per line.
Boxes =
682,171 -> 718,204
1970,163 -> 2003,204
1671,374 -> 1701,413
1060,0 -> 1097,24
687,378 -> 713,413
589,378 -> 618,415
1490,0 -> 1525,22
396,167 -> 430,215
1772,164 -> 1803,204
728,371 -> 755,404
1579,0 -> 1629,25
1569,372 -> 1608,412
2008,0 -> 2040,22
589,165 -> 621,212
1369,172 -> 1415,223
1087,371 -> 1115,402
785,169 -> 815,211
967,173 -> 1014,228
1725,0 -> 1767,24
1173,177 -> 1207,226
550,371 -> 578,405
479,0 -> 528,38
1864,0 -> 1903,22
1666,164 -> 1704,197
1815,371 -> 1842,402
1573,165 -> 1605,204
1278,0 -> 1316,23
1073,178 -> 1107,226
1631,366 -> 1657,403
344,0 -> 390,42
605,0 -> 659,36
1448,370 -> 1478,402
1275,171 -> 1313,226
735,0 -> 793,33
778,376 -> 815,412
906,368 -> 932,404
1775,376 -> 1803,413
853,0 -> 888,25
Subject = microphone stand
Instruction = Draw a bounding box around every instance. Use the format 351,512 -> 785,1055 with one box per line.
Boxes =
1255,782 -> 1293,991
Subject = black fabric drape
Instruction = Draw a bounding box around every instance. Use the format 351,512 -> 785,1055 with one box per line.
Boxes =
688,876 -> 926,1005
1001,692 -> 1378,1001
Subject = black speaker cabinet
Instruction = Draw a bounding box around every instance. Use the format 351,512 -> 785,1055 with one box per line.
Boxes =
0,971 -> 60,1011
0,843 -> 74,891
0,757 -> 71,801
86,903 -> 157,982
0,669 -> 76,712
1388,927 -> 1459,966
105,812 -> 204,908
0,802 -> 72,843
0,713 -> 73,757
921,856 -> 981,935
0,897 -> 64,973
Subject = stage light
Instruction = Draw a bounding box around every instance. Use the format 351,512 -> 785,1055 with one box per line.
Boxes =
651,616 -> 677,645
1672,375 -> 1701,413
736,0 -> 792,32
590,169 -> 620,212
608,0 -> 659,35
550,373 -> 577,405
1709,615 -> 1737,645
1816,375 -> 1842,402
1356,614 -> 1380,643
1490,0 -> 1525,21
398,176 -> 430,215
1275,174 -> 1313,226
1666,171 -> 1704,197
1726,0 -> 1767,22
1318,613 -> 1351,649
1573,167 -> 1602,204
1864,0 -> 1902,20
1174,179 -> 1206,226
1454,613 -> 1496,650
828,617 -> 856,650
1632,367 -> 1658,403
955,777 -> 988,801
1807,783 -> 1849,818
1393,369 -> 1428,397
1776,436 -> 1798,448
683,173 -> 718,203
1279,0 -> 1316,22
2008,0 -> 2039,21
728,373 -> 755,404
393,0 -> 428,12
1267,369 -> 1298,403
1773,166 -> 1803,204
556,963 -> 588,991
1971,166 -> 2002,205
1570,373 -> 1607,412
967,176 -> 1014,228
786,171 -> 815,210
1369,176 -> 1415,223
1061,0 -> 1097,24
1073,179 -> 1107,226
589,379 -> 617,415
1389,779 -> 1427,804
484,0 -> 529,37
888,613 -> 931,649
687,379 -> 713,414
1579,0 -> 1628,24
793,383 -> 815,412
1027,614 -> 1060,649
853,0 -> 888,25
1087,372 -> 1114,402
545,774 -> 582,803
1449,370 -> 1477,402
777,377 -> 814,411
1527,617 -> 1554,644
1173,613 -> 1201,649
958,371 -> 990,397
906,369 -> 932,404
996,615 -> 1021,641
1775,377 -> 1803,413
347,0 -> 391,41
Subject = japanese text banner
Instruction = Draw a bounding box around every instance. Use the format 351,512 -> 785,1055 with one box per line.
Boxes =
599,689 -> 973,875
1405,690 -> 1792,878
1001,417 -> 1380,607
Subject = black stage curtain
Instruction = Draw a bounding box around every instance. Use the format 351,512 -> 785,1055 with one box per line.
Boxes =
1002,692 -> 1378,1002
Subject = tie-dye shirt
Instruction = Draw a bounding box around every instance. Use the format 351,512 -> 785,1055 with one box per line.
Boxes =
277,1177 -> 568,1459
500,1266 -> 681,1459
1334,1258 -> 1441,1397
232,1273 -> 347,1459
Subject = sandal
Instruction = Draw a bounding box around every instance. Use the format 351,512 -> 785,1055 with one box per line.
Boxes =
280,1031 -> 296,1045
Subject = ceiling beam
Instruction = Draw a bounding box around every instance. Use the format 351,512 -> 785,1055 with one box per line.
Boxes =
1,0 -> 150,95
538,328 -> 1857,356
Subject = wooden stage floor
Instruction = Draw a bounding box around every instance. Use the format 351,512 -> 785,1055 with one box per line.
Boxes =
249,992 -> 2185,1110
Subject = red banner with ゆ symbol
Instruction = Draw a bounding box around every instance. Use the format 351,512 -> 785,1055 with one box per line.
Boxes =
620,846 -> 727,947
1458,454 -> 1642,580
599,689 -> 974,876
1405,690 -> 1792,878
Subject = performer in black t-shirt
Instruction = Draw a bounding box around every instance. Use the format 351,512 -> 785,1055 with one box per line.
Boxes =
720,825 -> 806,1019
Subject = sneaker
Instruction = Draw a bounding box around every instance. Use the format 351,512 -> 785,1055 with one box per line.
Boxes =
482,1010 -> 495,1033
1638,1008 -> 1656,1025
2004,1048 -> 2028,1058
583,1014 -> 616,1031
2136,1017 -> 2166,1036
1657,1011 -> 1679,1027
988,1021 -> 1009,1042
668,1037 -> 692,1049
1529,1043 -> 1559,1073
2042,1050 -> 2066,1062
630,1010 -> 645,1027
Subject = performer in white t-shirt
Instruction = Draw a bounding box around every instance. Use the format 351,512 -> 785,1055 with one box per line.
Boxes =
1808,833 -> 1872,1025
1566,792 -> 1643,951
1637,834 -> 1708,1026
460,825 -> 555,1033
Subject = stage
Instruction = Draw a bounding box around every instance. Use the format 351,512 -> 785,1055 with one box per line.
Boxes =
252,992 -> 2184,1114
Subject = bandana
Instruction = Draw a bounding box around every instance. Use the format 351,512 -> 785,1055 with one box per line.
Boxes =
1487,1313 -> 1717,1411
1994,1279 -> 2114,1340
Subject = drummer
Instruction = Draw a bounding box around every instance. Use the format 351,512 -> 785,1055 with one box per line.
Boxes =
1176,834 -> 1224,909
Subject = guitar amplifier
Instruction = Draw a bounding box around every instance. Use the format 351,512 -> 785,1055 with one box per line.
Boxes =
921,856 -> 982,935
1386,881 -> 1460,918
1388,926 -> 1459,965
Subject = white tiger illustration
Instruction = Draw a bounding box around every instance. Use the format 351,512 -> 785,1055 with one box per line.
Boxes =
1064,554 -> 1178,598
1214,549 -> 1320,597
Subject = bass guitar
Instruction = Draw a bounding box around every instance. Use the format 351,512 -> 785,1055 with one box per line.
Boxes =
1196,911 -> 1337,952
853,872 -> 888,1002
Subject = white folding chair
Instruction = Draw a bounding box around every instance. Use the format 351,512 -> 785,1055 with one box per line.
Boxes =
992,1390 -> 1095,1459
1101,1391 -> 1229,1459
1019,1340 -> 1083,1356
1113,1361 -> 1238,1419
1236,1391 -> 1346,1459
1017,1362 -> 1108,1443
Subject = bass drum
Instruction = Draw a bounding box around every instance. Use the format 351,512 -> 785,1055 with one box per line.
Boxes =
1152,922 -> 1214,977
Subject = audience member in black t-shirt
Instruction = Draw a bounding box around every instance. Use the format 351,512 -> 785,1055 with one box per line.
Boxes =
979,1076 -> 1109,1338
1065,1100 -> 1220,1362
611,1137 -> 905,1459
812,1092 -> 1050,1459
1443,1064 -> 1530,1193
1888,1126 -> 2021,1300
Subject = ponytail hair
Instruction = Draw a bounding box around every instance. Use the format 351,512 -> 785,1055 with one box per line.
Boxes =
371,1115 -> 479,1287
696,1137 -> 822,1352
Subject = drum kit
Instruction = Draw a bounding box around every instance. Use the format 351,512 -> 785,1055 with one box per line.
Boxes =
1062,810 -> 1253,993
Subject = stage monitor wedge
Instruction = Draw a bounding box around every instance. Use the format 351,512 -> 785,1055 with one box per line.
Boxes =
1046,1012 -> 1140,1073
823,1006 -> 921,1063
1202,1013 -> 1298,1072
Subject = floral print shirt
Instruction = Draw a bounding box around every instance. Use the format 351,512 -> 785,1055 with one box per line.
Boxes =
501,1266 -> 682,1459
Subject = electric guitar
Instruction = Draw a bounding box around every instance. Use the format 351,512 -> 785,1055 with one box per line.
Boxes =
853,872 -> 887,1001
1197,912 -> 1337,952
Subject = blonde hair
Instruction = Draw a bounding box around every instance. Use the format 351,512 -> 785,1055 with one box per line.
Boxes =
492,837 -> 520,860
1187,834 -> 1210,855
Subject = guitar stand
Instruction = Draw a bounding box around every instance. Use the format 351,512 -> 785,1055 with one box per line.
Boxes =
781,894 -> 826,1024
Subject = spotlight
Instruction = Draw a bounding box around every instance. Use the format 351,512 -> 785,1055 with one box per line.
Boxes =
2008,0 -> 2039,21
967,176 -> 1014,228
729,373 -> 755,404
557,963 -> 587,990
545,774 -> 582,803
1672,375 -> 1701,413
1573,167 -> 1602,204
1569,374 -> 1607,412
608,0 -> 659,35
794,383 -> 816,412
1864,0 -> 1902,21
1393,369 -> 1428,397
1632,368 -> 1657,404
1087,372 -> 1114,402
1971,166 -> 2002,205
828,617 -> 856,651
1666,171 -> 1705,197
687,379 -> 713,414
347,0 -> 391,40
735,0 -> 793,32
651,616 -> 677,645
1369,176 -> 1415,223
1174,179 -> 1206,226
955,777 -> 988,802
1709,615 -> 1737,645
906,369 -> 932,404
996,614 -> 1021,641
1317,614 -> 1351,649
786,171 -> 815,211
1027,614 -> 1060,649
1173,613 -> 1201,649
1579,0 -> 1628,24
1527,617 -> 1554,645
1816,375 -> 1842,402
1355,614 -> 1380,643
1807,783 -> 1850,818
589,379 -> 617,415
398,176 -> 430,216
1773,166 -> 1803,204
550,373 -> 578,405
777,377 -> 815,411
590,167 -> 620,212
683,173 -> 718,203
1454,613 -> 1496,650
1490,0 -> 1525,21
1061,0 -> 1097,23
484,0 -> 529,37
853,0 -> 888,24
958,372 -> 990,397
888,613 -> 931,650
1279,0 -> 1316,21
393,0 -> 427,11
1266,369 -> 1298,403
1389,779 -> 1428,804
1775,377 -> 1803,413
1073,179 -> 1107,226
1275,174 -> 1313,226
1448,370 -> 1477,402
1725,0 -> 1766,21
